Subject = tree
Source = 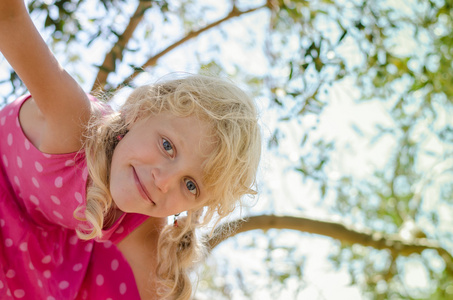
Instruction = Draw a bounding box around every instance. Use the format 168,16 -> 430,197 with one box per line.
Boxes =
1,0 -> 452,299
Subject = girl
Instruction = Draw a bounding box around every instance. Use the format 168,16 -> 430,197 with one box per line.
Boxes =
0,1 -> 261,299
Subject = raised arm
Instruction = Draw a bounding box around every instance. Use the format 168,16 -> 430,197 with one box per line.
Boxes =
0,0 -> 92,153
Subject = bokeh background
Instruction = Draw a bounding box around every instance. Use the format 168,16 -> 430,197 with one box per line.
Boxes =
1,0 -> 453,299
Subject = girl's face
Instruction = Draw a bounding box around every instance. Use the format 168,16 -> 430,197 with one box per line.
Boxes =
109,112 -> 214,217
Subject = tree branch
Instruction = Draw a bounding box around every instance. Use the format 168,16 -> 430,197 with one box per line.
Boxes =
206,215 -> 453,269
118,4 -> 266,89
91,1 -> 152,93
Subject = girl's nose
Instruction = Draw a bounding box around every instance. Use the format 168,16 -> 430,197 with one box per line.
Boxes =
152,168 -> 176,193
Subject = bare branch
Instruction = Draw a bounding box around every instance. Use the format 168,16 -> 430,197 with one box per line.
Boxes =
118,4 -> 266,89
91,1 -> 152,93
206,215 -> 453,270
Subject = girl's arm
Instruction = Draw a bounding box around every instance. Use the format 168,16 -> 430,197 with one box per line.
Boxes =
117,217 -> 167,299
0,0 -> 91,153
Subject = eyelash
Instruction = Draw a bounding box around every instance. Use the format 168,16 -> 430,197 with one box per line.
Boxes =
161,137 -> 199,197
184,178 -> 199,196
162,138 -> 175,157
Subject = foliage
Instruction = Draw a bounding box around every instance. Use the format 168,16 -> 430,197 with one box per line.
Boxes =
1,0 -> 453,299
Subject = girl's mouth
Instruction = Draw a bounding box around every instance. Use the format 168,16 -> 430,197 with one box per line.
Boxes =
132,167 -> 156,205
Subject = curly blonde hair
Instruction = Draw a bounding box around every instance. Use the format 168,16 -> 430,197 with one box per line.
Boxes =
79,74 -> 261,299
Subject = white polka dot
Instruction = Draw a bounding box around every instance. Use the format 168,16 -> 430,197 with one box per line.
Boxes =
8,109 -> 12,116
5,239 -> 13,247
16,157 -> 22,168
69,235 -> 78,245
53,211 -> 63,219
2,155 -> 8,167
74,192 -> 83,204
43,270 -> 51,278
0,280 -> 3,289
32,177 -> 40,188
50,196 -> 61,205
13,289 -> 25,298
6,269 -> 15,278
0,116 -> 5,126
42,255 -> 51,264
82,167 -> 88,180
43,153 -> 51,158
59,281 -> 69,290
41,231 -> 48,237
65,160 -> 75,166
84,243 -> 93,252
0,219 -> 4,227
24,139 -> 30,150
73,263 -> 83,271
103,241 -> 113,248
7,133 -> 13,146
37,279 -> 43,287
111,259 -> 119,271
96,274 -> 104,286
29,262 -> 35,270
119,283 -> 127,295
35,161 -> 43,172
14,176 -> 20,186
29,195 -> 39,206
15,118 -> 19,128
6,289 -> 11,296
74,209 -> 85,219
47,296 -> 56,300
55,176 -> 63,188
19,242 -> 28,252
115,226 -> 124,234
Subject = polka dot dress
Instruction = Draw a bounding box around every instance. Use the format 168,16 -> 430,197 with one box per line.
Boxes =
0,95 -> 148,299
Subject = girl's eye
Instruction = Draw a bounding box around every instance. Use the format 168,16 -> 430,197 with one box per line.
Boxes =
184,178 -> 198,196
162,138 -> 174,156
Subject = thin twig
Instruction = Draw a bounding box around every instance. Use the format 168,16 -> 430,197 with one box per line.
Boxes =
91,1 -> 152,93
118,4 -> 266,89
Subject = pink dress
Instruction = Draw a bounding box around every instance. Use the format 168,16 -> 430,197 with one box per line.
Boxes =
0,95 -> 149,299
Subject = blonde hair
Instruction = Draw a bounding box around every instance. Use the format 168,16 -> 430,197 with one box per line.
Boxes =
79,74 -> 261,299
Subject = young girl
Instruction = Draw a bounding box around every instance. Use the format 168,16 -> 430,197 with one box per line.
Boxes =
0,1 -> 261,299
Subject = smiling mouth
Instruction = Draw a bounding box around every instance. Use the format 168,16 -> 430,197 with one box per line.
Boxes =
132,167 -> 156,205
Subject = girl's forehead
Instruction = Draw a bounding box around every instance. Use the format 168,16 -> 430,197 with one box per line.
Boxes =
141,112 -> 216,155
